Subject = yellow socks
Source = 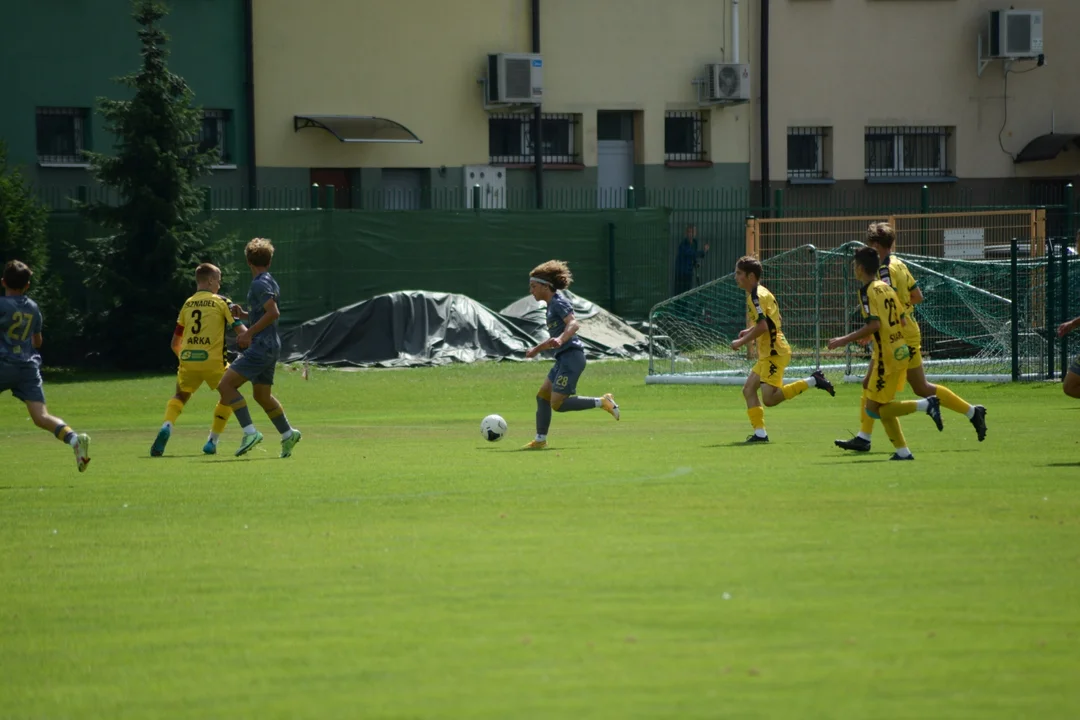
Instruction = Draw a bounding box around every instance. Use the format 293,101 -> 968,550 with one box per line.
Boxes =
881,417 -> 908,450
859,393 -> 875,435
878,401 -> 918,420
747,406 -> 765,431
211,403 -> 233,435
164,398 -> 184,425
934,385 -> 972,415
781,380 -> 809,401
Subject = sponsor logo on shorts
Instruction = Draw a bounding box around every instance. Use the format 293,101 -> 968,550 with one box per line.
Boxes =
181,350 -> 209,362
894,346 -> 911,361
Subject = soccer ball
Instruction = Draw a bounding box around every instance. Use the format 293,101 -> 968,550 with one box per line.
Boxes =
480,414 -> 507,442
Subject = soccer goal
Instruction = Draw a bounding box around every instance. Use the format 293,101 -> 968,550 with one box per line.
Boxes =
646,243 -> 1049,385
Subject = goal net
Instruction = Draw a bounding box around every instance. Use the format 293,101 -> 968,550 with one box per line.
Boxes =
646,243 -> 1048,384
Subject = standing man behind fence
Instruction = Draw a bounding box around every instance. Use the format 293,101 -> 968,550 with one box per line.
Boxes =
674,224 -> 710,296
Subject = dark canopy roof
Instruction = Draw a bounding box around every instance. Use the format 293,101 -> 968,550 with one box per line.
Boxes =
1014,133 -> 1080,163
293,115 -> 422,143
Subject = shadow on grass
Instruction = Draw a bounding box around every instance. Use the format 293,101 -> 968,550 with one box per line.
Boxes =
139,454 -> 209,460
1046,462 -> 1080,467
707,441 -> 773,448
42,368 -> 172,385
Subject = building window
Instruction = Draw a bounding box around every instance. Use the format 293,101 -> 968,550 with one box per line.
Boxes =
36,107 -> 90,165
665,111 -> 707,162
489,113 -> 578,165
787,127 -> 829,180
865,126 -> 951,179
200,109 -> 233,166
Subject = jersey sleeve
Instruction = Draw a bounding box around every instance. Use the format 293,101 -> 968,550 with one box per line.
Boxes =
749,288 -> 766,321
551,296 -> 572,320
866,287 -> 884,322
31,306 -> 43,335
252,277 -> 278,308
176,304 -> 187,327
760,291 -> 779,324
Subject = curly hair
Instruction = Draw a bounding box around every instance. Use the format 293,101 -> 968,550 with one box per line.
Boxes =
530,260 -> 573,290
866,222 -> 896,249
245,238 -> 275,267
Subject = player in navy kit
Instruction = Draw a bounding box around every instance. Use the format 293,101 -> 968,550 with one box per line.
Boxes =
522,260 -> 620,450
0,260 -> 91,471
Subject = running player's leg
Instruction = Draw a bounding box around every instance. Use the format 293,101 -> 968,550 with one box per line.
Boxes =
151,376 -> 192,456
26,400 -> 90,471
1064,355 -> 1080,398
217,365 -> 262,456
252,377 -> 300,458
204,370 -> 234,454
548,350 -> 619,419
525,376 -> 554,450
864,367 -> 915,460
837,366 -> 874,452
742,369 -> 768,442
906,354 -> 985,440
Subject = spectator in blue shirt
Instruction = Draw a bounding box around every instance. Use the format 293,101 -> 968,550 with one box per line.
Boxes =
674,224 -> 709,295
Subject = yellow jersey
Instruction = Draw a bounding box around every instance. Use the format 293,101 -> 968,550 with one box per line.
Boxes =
175,291 -> 235,370
878,254 -> 921,341
860,279 -> 910,373
745,284 -> 791,358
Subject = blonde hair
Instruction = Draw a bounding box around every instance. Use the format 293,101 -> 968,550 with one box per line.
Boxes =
195,263 -> 221,283
245,238 -> 274,267
530,260 -> 573,290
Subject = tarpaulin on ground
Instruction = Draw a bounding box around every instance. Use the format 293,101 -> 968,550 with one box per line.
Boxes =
280,290 -> 649,368
280,291 -> 536,368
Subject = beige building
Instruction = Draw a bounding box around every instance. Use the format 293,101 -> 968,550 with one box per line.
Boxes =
756,0 -> 1079,219
252,0 -> 753,208
250,0 -> 1078,220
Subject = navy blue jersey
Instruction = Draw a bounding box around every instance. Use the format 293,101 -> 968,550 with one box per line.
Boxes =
546,291 -> 584,355
0,295 -> 43,367
246,272 -> 281,351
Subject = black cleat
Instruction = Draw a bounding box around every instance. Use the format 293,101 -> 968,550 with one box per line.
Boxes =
925,396 -> 944,431
970,405 -> 987,442
835,436 -> 871,452
890,452 -> 915,461
811,370 -> 836,397
745,434 -> 770,444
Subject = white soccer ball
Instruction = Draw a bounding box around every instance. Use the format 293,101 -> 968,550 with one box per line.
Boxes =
480,414 -> 507,442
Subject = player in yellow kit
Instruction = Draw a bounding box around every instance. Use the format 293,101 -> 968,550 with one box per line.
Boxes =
150,263 -> 245,456
835,223 -> 987,453
828,247 -> 943,460
730,255 -> 834,443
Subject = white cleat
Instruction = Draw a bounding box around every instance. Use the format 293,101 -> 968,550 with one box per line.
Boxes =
75,433 -> 91,472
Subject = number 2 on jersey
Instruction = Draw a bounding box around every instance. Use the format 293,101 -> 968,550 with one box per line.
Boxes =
883,298 -> 900,327
6,311 -> 33,341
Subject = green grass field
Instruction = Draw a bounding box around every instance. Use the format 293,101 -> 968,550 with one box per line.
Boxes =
2,360 -> 1079,718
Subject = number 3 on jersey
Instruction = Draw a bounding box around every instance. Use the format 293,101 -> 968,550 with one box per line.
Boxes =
190,309 -> 203,334
7,311 -> 33,341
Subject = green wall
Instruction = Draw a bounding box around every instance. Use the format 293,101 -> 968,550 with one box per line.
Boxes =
0,0 -> 248,199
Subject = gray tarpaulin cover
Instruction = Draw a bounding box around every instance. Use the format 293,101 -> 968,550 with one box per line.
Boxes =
280,290 -> 649,368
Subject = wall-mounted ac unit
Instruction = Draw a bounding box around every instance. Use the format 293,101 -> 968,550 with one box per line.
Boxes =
988,9 -> 1043,58
486,53 -> 543,106
704,63 -> 751,103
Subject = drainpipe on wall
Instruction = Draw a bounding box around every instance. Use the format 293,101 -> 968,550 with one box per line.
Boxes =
532,0 -> 544,209
243,0 -> 257,208
732,0 -> 739,63
759,0 -> 770,213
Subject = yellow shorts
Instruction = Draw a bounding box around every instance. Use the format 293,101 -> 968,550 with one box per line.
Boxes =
867,360 -> 909,405
176,365 -> 226,394
751,353 -> 791,389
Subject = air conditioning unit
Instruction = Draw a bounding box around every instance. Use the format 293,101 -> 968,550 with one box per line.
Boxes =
988,9 -> 1043,58
486,53 -> 543,106
704,63 -> 751,103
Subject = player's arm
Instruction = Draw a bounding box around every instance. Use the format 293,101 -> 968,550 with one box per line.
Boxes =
1058,315 -> 1080,338
528,312 -> 579,357
827,317 -> 880,349
171,324 -> 184,357
732,318 -> 768,350
32,333 -> 43,349
239,297 -> 280,340
30,311 -> 43,349
910,286 -> 924,304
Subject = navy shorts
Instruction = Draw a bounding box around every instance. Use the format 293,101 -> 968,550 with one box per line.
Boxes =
230,346 -> 278,386
547,347 -> 586,396
0,363 -> 46,404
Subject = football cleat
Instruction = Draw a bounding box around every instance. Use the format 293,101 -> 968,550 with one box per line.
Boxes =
834,436 -> 871,452
75,433 -> 91,472
280,429 -> 302,458
925,396 -> 944,431
202,439 -> 217,455
235,430 -> 264,457
811,370 -> 836,397
521,440 -> 548,451
601,393 -> 620,421
150,426 -> 170,457
744,434 -> 769,444
969,405 -> 987,442
889,452 -> 915,461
